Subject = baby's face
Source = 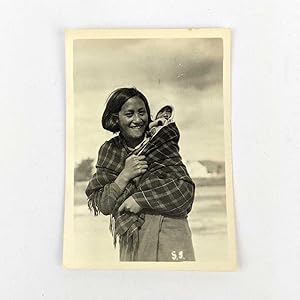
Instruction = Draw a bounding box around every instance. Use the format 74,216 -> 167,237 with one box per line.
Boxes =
157,107 -> 172,120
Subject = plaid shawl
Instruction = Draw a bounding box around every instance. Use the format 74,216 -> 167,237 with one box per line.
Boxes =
85,122 -> 195,260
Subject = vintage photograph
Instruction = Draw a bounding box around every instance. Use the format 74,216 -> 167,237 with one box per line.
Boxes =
63,29 -> 236,270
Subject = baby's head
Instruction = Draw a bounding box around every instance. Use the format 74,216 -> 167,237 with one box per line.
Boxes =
156,105 -> 172,120
149,104 -> 174,133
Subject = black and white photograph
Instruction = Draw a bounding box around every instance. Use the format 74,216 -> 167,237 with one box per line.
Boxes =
3,0 -> 300,297
63,29 -> 236,270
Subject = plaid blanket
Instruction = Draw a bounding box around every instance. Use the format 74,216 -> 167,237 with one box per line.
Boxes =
85,122 -> 195,260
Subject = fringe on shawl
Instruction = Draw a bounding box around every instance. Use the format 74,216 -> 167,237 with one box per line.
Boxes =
109,215 -> 117,248
119,228 -> 139,261
111,214 -> 143,260
87,192 -> 99,216
87,192 -> 119,249
88,192 -> 140,260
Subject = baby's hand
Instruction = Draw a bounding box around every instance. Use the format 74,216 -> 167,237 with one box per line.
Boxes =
149,118 -> 165,129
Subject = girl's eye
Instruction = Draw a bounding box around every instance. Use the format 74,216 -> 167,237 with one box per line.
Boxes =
139,112 -> 145,116
125,113 -> 133,117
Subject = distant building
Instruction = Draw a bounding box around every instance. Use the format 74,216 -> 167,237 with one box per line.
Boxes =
200,160 -> 225,175
186,161 -> 210,178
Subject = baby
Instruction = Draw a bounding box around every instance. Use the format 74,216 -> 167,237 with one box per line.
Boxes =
148,105 -> 174,137
133,104 -> 175,157
131,104 -> 176,186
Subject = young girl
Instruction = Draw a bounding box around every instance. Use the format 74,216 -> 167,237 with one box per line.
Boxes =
86,88 -> 195,261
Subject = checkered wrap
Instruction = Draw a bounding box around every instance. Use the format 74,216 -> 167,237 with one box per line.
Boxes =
85,122 -> 195,260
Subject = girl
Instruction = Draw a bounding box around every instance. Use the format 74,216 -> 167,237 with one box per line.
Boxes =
86,87 -> 195,261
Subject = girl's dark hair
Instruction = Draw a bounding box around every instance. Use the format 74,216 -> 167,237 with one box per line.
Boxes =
102,87 -> 151,133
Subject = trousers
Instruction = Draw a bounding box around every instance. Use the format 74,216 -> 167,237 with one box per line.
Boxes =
120,213 -> 195,262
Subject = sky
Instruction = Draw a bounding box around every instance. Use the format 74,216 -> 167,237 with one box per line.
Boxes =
73,38 -> 225,164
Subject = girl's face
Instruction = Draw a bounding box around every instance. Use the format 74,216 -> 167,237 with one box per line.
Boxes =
118,96 -> 149,147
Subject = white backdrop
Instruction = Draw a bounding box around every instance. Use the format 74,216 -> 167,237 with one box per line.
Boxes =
0,0 -> 299,299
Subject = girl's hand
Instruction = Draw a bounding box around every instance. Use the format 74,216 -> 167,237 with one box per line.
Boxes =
121,155 -> 148,182
118,196 -> 142,214
114,155 -> 147,192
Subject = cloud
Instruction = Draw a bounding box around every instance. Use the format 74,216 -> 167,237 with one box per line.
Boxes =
73,38 -> 223,93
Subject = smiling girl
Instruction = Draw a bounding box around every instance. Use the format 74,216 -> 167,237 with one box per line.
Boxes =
86,87 -> 195,261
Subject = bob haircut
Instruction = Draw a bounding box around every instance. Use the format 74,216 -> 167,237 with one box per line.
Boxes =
102,87 -> 151,133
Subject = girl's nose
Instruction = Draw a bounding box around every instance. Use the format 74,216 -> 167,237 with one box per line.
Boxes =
133,113 -> 142,123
